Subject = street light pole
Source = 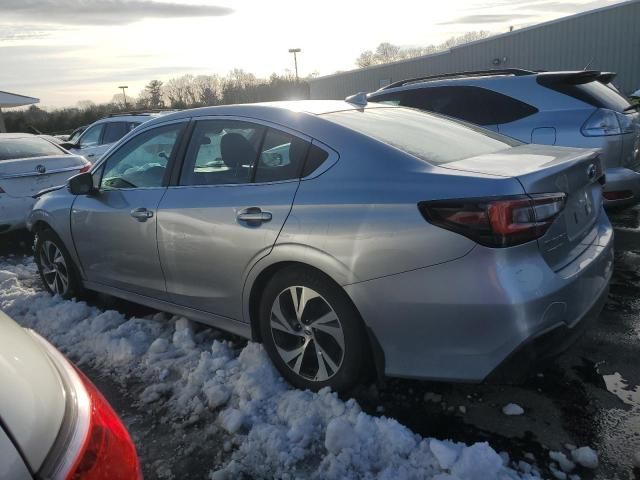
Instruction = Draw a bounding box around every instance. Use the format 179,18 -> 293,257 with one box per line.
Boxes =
118,85 -> 129,109
288,48 -> 301,82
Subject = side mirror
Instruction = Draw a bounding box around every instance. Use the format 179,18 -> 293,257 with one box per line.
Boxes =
68,172 -> 95,196
60,142 -> 78,150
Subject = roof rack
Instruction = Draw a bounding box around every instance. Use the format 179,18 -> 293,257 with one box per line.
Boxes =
106,109 -> 177,117
379,69 -> 536,90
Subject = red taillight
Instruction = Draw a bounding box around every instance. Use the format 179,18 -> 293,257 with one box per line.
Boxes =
78,163 -> 91,173
419,193 -> 566,247
66,371 -> 142,480
26,330 -> 142,480
603,190 -> 633,201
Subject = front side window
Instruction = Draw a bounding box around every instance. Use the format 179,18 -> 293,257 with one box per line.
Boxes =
78,124 -> 104,148
100,123 -> 184,190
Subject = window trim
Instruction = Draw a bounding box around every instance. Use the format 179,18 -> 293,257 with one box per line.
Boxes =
92,119 -> 190,191
171,115 -> 319,189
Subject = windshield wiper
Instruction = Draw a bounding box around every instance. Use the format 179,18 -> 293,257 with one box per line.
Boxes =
623,104 -> 639,112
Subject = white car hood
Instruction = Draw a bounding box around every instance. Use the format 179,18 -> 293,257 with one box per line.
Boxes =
0,311 -> 66,471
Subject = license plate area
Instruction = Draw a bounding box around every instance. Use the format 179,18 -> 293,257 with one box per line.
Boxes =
565,187 -> 595,241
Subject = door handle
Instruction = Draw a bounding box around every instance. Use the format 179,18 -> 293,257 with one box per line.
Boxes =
130,207 -> 153,221
237,207 -> 272,224
87,154 -> 96,158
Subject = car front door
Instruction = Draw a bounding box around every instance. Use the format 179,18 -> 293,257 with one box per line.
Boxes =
156,118 -> 314,320
71,121 -> 187,297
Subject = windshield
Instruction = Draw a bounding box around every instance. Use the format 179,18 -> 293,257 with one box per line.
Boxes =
323,107 -> 520,165
0,137 -> 65,161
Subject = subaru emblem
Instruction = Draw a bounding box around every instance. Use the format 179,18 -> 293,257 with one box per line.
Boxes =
35,164 -> 46,174
586,164 -> 596,180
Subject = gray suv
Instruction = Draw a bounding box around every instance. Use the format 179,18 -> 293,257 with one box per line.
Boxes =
368,69 -> 640,207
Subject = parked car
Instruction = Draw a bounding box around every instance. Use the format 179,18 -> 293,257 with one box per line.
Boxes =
0,310 -> 141,479
368,69 -> 640,207
28,100 -> 613,392
55,125 -> 87,143
0,133 -> 90,234
61,113 -> 162,163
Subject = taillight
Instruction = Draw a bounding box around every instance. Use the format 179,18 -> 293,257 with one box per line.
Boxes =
27,331 -> 142,480
418,193 -> 566,247
65,371 -> 142,480
78,163 -> 91,173
581,108 -> 634,136
603,190 -> 633,201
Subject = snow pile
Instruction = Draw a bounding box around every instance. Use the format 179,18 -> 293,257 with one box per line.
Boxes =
0,257 -> 543,479
570,447 -> 599,469
502,403 -> 525,416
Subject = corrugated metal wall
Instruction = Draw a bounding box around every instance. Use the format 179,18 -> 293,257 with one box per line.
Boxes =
309,1 -> 640,98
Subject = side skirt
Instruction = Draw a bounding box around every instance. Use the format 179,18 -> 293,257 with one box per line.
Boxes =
82,281 -> 252,339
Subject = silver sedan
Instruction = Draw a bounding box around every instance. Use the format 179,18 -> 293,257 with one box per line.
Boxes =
28,100 -> 613,392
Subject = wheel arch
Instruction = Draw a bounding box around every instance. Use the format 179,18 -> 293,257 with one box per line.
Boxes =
242,248 -> 386,385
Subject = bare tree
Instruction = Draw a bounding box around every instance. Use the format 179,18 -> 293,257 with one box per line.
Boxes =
356,31 -> 493,68
193,75 -> 221,106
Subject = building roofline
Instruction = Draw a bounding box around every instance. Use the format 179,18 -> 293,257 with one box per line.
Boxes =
308,0 -> 638,83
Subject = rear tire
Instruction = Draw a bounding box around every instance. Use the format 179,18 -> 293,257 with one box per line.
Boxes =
259,266 -> 368,393
34,229 -> 83,300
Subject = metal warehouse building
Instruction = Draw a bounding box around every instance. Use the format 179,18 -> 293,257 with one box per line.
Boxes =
309,0 -> 640,99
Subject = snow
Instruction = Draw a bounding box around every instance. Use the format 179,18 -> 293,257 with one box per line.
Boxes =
549,451 -> 575,472
570,447 -> 599,469
502,403 -> 525,416
0,257 -> 547,479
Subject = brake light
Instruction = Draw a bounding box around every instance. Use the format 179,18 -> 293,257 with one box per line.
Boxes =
603,190 -> 633,201
419,193 -> 566,247
65,370 -> 142,480
78,163 -> 91,173
581,108 -> 633,136
26,331 -> 142,480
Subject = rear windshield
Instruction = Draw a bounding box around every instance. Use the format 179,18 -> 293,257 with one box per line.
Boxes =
542,79 -> 631,112
323,107 -> 519,165
0,137 -> 64,161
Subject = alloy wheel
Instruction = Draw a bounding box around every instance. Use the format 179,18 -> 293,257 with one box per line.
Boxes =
39,240 -> 70,295
269,286 -> 345,382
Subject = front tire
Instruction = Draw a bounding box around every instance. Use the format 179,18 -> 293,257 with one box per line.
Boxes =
259,266 -> 368,393
35,229 -> 83,299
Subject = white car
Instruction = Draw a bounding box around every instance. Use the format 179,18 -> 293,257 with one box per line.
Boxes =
62,113 -> 161,163
0,133 -> 89,234
0,310 -> 141,479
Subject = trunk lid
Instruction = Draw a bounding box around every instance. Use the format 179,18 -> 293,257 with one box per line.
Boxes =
441,144 -> 603,270
0,154 -> 87,197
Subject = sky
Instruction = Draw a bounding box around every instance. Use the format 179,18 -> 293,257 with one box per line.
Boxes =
0,0 -> 625,108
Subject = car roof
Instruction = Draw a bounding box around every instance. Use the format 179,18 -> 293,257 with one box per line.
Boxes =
140,100 -> 393,128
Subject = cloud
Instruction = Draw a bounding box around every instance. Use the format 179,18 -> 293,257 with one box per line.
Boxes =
0,24 -> 58,41
1,0 -> 233,26
439,13 -> 535,25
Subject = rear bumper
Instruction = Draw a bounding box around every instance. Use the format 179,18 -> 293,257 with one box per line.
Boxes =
603,167 -> 640,208
0,194 -> 35,233
345,207 -> 614,382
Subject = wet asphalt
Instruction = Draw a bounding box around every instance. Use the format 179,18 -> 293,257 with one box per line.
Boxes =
2,208 -> 640,479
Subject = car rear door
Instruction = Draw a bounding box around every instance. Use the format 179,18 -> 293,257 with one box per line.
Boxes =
71,121 -> 187,297
157,117 -> 312,320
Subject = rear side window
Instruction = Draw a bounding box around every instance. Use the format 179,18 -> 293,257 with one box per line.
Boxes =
324,107 -> 519,165
384,86 -> 537,126
254,129 -> 309,183
302,144 -> 329,177
102,122 -> 131,144
0,137 -> 63,161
